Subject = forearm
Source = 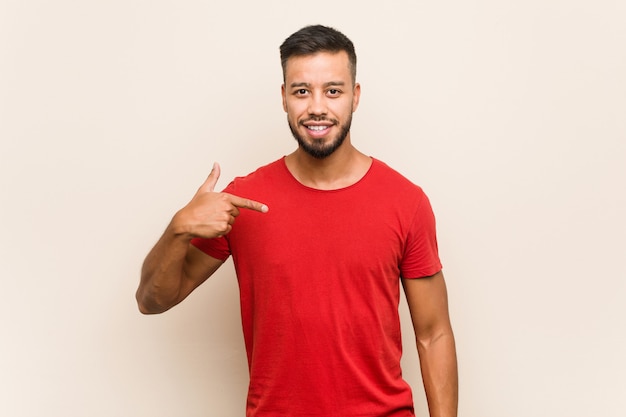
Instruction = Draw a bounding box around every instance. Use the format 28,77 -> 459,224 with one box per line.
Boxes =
417,330 -> 458,417
136,219 -> 192,314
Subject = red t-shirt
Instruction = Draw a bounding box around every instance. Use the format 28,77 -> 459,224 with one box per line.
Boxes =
192,158 -> 441,417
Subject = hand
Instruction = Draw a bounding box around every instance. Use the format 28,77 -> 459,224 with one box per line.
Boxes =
173,163 -> 268,239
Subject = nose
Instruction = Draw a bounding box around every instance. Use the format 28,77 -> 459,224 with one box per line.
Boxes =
307,92 -> 327,116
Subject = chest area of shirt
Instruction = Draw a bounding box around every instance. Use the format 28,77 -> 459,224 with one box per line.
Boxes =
229,192 -> 408,271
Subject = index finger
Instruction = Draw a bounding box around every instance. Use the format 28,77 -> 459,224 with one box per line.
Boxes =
228,194 -> 269,213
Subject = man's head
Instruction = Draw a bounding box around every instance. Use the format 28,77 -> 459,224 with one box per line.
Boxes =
280,25 -> 357,86
280,25 -> 360,159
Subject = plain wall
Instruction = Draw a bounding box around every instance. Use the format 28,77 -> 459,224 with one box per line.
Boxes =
1,1 -> 625,416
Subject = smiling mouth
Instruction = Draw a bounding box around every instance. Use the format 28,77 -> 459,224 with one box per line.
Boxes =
306,125 -> 330,131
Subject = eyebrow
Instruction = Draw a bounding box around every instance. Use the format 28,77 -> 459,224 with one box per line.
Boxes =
289,81 -> 346,89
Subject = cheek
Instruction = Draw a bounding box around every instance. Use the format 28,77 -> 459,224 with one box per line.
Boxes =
284,106 -> 301,127
334,102 -> 354,119
285,100 -> 306,118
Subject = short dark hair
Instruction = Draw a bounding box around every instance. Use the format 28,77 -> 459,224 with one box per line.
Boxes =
279,25 -> 357,84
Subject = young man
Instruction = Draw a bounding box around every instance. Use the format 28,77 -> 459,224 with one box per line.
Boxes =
137,25 -> 458,417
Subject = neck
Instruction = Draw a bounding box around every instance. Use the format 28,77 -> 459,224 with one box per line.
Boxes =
285,138 -> 372,190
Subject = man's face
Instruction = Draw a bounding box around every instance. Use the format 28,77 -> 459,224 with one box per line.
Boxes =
281,51 -> 360,159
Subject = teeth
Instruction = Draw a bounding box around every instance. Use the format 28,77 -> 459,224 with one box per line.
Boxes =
308,126 -> 329,131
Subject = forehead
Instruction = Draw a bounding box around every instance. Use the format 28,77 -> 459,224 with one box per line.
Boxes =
284,51 -> 352,85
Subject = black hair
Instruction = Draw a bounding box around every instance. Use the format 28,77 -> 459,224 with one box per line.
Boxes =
279,25 -> 357,83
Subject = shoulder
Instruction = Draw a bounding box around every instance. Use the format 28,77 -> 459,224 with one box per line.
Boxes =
368,158 -> 428,201
225,158 -> 288,193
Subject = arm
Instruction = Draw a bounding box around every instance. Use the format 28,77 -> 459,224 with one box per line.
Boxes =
136,163 -> 268,314
402,271 -> 458,417
136,226 -> 223,314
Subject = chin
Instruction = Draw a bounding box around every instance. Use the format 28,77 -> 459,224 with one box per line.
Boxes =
299,136 -> 346,159
288,117 -> 351,159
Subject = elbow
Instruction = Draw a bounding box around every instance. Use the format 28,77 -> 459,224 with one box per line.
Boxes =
135,288 -> 171,315
416,326 -> 456,352
136,268 -> 185,314
136,301 -> 160,315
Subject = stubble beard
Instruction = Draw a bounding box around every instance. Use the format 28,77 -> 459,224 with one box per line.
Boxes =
288,114 -> 353,159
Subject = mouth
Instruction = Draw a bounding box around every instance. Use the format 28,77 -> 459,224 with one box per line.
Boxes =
301,119 -> 336,136
306,125 -> 331,132
303,124 -> 333,139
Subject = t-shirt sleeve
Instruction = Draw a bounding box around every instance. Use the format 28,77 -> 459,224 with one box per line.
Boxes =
189,181 -> 234,261
400,191 -> 442,279
190,236 -> 231,261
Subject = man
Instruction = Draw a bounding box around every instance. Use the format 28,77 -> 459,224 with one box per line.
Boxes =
137,25 -> 458,417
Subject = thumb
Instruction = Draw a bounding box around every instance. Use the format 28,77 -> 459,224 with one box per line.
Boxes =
196,162 -> 221,194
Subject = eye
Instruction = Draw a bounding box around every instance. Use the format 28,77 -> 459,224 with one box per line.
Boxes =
295,89 -> 308,96
327,89 -> 341,97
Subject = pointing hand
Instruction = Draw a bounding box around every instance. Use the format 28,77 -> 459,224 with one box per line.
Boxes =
174,163 -> 268,239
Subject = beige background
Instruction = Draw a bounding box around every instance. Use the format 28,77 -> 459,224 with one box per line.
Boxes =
1,1 -> 625,416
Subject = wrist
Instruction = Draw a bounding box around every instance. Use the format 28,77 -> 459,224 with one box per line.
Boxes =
169,209 -> 195,239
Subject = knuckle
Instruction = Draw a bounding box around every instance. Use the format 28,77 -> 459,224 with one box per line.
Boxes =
216,222 -> 229,234
216,193 -> 229,205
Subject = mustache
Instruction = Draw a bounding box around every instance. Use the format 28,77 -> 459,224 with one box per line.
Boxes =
300,116 -> 339,125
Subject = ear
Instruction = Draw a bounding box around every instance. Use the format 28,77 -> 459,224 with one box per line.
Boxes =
352,83 -> 361,112
281,84 -> 287,112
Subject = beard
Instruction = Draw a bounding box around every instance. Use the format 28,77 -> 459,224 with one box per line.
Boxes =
288,114 -> 353,159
